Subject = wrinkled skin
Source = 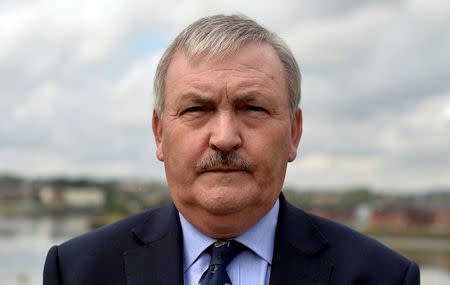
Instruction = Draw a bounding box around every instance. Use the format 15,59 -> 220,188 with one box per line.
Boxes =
153,42 -> 302,238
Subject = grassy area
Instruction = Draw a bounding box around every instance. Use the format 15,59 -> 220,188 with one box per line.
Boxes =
398,250 -> 450,269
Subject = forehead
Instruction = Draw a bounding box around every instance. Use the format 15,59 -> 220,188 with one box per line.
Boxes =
164,42 -> 288,99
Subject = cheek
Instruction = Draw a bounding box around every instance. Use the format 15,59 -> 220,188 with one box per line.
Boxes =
246,130 -> 290,180
164,124 -> 197,155
162,126 -> 206,180
248,124 -> 291,159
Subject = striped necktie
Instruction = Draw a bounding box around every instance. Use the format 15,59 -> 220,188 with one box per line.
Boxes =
198,240 -> 243,285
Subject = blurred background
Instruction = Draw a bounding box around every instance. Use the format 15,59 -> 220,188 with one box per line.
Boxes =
1,0 -> 449,284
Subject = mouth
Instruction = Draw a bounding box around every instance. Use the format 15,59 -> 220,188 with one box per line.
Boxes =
203,167 -> 246,173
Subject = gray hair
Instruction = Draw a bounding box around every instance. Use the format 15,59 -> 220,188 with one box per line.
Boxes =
153,14 -> 301,119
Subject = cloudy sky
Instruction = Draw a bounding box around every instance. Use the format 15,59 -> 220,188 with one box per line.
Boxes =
1,0 -> 449,193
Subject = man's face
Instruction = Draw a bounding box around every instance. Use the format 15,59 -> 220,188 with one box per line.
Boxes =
153,42 -> 302,236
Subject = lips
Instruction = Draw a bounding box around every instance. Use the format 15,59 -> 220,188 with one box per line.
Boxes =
201,166 -> 247,174
207,168 -> 242,172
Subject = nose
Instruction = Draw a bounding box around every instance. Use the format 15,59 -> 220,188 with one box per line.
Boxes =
209,112 -> 242,152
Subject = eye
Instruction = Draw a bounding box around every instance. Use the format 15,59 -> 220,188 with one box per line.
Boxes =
182,106 -> 204,114
246,105 -> 268,113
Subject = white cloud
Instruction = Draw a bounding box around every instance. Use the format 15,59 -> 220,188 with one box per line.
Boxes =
13,82 -> 59,119
1,0 -> 449,192
109,51 -> 162,125
286,2 -> 398,66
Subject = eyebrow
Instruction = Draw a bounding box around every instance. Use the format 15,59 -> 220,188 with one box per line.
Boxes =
234,93 -> 259,104
178,93 -> 214,106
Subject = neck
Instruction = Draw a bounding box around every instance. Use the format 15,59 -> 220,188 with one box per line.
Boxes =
177,202 -> 276,239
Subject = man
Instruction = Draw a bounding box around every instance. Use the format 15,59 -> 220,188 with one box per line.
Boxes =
44,15 -> 420,284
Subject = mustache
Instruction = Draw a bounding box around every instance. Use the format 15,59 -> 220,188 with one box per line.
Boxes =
196,151 -> 250,171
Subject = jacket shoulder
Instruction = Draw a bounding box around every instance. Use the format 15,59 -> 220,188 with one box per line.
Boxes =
47,204 -> 174,282
59,203 -> 171,252
305,210 -> 420,284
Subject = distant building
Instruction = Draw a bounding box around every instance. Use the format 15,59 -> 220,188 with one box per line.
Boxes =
304,204 -> 354,226
369,203 -> 450,232
39,186 -> 105,208
63,187 -> 105,207
0,177 -> 31,201
432,206 -> 450,232
39,186 -> 62,205
354,203 -> 373,230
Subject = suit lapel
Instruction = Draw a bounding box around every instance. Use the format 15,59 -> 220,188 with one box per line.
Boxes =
123,203 -> 184,285
270,194 -> 334,284
121,195 -> 333,284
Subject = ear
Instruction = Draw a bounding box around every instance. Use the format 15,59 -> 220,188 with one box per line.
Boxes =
288,108 -> 303,162
152,110 -> 164,161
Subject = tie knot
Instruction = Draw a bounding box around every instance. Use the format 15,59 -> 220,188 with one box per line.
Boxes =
209,240 -> 242,267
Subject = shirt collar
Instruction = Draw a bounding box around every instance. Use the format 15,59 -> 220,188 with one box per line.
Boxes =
179,199 -> 279,272
179,212 -> 216,272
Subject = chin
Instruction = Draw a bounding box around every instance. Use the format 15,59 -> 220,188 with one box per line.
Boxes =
195,181 -> 263,214
199,195 -> 246,216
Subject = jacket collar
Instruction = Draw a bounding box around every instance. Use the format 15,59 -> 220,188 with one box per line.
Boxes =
122,194 -> 333,285
123,203 -> 184,285
269,193 -> 333,284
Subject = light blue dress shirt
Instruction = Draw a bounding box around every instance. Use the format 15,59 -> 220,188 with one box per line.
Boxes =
179,199 -> 279,285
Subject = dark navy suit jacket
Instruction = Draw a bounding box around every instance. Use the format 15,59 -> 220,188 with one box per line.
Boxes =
44,194 -> 420,284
